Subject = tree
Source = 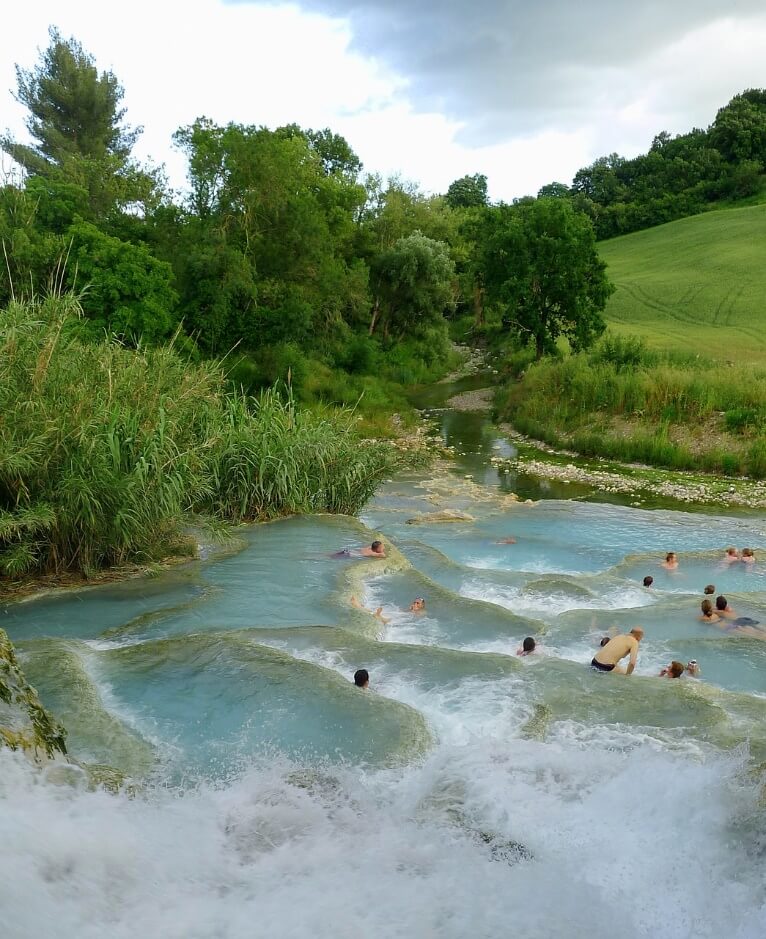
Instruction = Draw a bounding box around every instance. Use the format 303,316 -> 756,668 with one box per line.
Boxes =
1,28 -> 155,216
537,181 -> 570,199
369,231 -> 455,338
481,198 -> 613,359
445,173 -> 488,208
710,91 -> 766,164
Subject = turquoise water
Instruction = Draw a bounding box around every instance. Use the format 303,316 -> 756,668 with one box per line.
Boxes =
3,382 -> 766,938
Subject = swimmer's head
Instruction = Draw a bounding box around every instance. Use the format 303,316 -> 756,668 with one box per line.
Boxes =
409,597 -> 425,612
666,552 -> 676,562
600,636 -> 611,647
704,584 -> 715,595
715,595 -> 728,611
630,627 -> 645,641
522,636 -> 536,653
370,540 -> 384,555
701,599 -> 713,615
643,575 -> 654,587
726,547 -> 738,557
668,661 -> 685,678
353,668 -> 370,688
742,548 -> 754,558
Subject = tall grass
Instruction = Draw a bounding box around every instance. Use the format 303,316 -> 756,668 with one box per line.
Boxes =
498,334 -> 766,477
0,297 -> 401,578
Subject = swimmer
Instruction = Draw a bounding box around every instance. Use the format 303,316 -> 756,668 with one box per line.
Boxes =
360,540 -> 386,558
699,599 -> 720,623
516,637 -> 536,656
496,537 -> 517,544
704,584 -> 715,595
715,595 -> 736,618
353,668 -> 370,688
686,659 -> 701,677
659,661 -> 685,679
661,552 -> 679,571
741,548 -> 755,565
643,575 -> 654,587
408,597 -> 426,613
724,547 -> 740,564
591,627 -> 644,675
350,596 -> 390,624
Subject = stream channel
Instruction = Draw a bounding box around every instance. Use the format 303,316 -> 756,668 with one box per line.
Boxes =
3,375 -> 766,938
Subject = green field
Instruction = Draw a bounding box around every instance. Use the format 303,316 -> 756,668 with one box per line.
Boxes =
599,204 -> 766,362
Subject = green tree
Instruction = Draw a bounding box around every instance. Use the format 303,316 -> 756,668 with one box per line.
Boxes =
445,173 -> 488,208
710,90 -> 766,164
370,231 -> 455,338
1,28 -> 157,217
481,198 -> 613,359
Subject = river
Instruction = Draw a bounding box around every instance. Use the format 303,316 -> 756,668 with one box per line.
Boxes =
2,378 -> 766,938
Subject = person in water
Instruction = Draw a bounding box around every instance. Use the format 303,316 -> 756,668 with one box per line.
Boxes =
686,659 -> 701,677
741,548 -> 755,565
517,637 -> 537,656
409,597 -> 426,613
643,575 -> 654,587
724,547 -> 740,564
350,596 -> 389,624
704,584 -> 716,596
360,540 -> 386,558
659,661 -> 685,678
354,668 -> 370,688
699,599 -> 720,623
661,552 -> 679,571
591,628 -> 644,675
715,595 -> 736,618
496,537 -> 517,545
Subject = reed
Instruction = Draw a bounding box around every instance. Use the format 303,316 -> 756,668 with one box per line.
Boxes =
0,297 -> 400,578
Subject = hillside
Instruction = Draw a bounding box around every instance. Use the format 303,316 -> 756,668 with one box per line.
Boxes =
599,204 -> 766,361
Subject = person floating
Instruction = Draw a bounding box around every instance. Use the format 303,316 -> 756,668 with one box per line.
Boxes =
661,552 -> 679,571
516,637 -> 537,656
353,668 -> 370,688
686,659 -> 701,677
408,597 -> 426,613
643,575 -> 654,587
350,596 -> 389,624
496,537 -> 517,545
360,540 -> 386,558
704,584 -> 715,595
591,628 -> 644,674
659,661 -> 685,679
715,595 -> 736,618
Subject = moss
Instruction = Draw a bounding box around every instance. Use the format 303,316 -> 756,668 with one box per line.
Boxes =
0,628 -> 68,759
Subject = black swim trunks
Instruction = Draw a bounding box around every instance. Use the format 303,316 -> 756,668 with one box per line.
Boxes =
591,658 -> 615,672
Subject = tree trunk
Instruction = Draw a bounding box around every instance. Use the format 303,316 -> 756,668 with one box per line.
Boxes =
473,279 -> 484,327
369,297 -> 380,335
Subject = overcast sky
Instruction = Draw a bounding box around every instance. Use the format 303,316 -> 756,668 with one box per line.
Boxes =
3,1 -> 766,200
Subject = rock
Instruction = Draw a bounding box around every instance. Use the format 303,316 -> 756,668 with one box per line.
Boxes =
406,509 -> 475,525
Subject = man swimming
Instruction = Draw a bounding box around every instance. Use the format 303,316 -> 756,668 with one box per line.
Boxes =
591,627 -> 644,675
643,575 -> 654,587
516,637 -> 537,656
353,668 -> 370,688
360,540 -> 386,558
661,552 -> 679,571
408,597 -> 426,613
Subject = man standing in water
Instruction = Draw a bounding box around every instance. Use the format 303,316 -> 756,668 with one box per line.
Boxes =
591,628 -> 644,674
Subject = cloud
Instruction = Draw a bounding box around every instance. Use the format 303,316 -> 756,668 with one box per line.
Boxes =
237,0 -> 766,143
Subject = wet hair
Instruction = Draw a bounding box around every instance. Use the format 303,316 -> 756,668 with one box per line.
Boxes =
370,540 -> 383,553
715,595 -> 728,611
643,575 -> 654,587
726,547 -> 738,556
704,584 -> 715,595
742,548 -> 754,558
665,552 -> 676,562
600,636 -> 611,647
522,637 -> 536,653
353,668 -> 369,687
668,661 -> 685,678
701,599 -> 713,616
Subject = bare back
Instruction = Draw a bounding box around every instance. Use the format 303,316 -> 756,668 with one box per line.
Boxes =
594,634 -> 640,674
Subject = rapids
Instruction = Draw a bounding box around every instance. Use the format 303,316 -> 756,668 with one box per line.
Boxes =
3,376 -> 766,938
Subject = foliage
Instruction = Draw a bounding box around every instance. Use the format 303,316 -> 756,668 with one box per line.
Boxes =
0,298 -> 404,578
481,198 -> 613,358
445,174 -> 488,208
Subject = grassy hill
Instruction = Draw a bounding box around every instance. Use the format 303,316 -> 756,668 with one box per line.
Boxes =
599,204 -> 766,362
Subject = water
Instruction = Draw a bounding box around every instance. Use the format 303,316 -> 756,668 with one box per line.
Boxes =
3,378 -> 766,938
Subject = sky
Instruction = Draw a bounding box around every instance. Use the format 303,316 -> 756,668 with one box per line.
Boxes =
2,0 -> 766,201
